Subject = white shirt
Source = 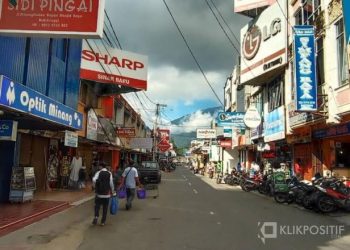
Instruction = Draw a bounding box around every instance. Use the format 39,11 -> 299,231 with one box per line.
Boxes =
93,168 -> 114,198
122,167 -> 139,188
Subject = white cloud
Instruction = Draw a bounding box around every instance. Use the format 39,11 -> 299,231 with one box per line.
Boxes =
170,110 -> 214,134
147,66 -> 225,106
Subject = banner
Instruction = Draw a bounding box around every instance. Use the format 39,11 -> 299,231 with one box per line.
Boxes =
64,130 -> 78,148
0,75 -> 83,130
294,26 -> 317,111
217,112 -> 245,128
264,106 -> 285,142
0,0 -> 105,38
81,40 -> 148,90
343,0 -> 350,45
116,127 -> 135,137
129,138 -> 153,149
196,128 -> 216,139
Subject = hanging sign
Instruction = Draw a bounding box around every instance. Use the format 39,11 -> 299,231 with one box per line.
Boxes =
244,107 -> 261,128
196,128 -> 216,139
294,26 -> 317,111
117,127 -> 136,137
264,106 -> 285,142
217,112 -> 245,128
0,0 -> 105,38
64,130 -> 78,148
0,75 -> 83,130
81,40 -> 148,90
0,120 -> 17,141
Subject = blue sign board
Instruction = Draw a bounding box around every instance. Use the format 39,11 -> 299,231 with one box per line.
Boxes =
0,120 -> 17,141
264,106 -> 285,142
294,26 -> 317,111
217,112 -> 245,128
313,122 -> 350,139
0,76 -> 83,130
343,0 -> 350,45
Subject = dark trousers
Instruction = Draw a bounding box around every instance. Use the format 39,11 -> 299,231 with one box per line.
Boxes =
126,188 -> 136,208
94,197 -> 109,223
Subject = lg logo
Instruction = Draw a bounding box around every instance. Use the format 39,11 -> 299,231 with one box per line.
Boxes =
242,18 -> 282,61
243,25 -> 261,60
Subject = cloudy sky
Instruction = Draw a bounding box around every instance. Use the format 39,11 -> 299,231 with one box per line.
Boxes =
105,0 -> 249,130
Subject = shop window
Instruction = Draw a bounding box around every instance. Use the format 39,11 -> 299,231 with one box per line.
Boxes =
335,19 -> 349,86
294,0 -> 321,25
251,92 -> 264,118
335,142 -> 350,168
268,77 -> 283,112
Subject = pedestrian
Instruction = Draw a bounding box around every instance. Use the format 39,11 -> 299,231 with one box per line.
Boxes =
69,152 -> 82,189
118,159 -> 142,210
92,164 -> 115,226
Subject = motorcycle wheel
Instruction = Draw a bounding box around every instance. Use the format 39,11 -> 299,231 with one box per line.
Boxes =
316,196 -> 336,213
274,193 -> 288,203
258,185 -> 266,194
243,182 -> 252,192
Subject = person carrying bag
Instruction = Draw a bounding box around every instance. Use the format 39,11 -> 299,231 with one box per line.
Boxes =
92,164 -> 114,226
118,159 -> 142,210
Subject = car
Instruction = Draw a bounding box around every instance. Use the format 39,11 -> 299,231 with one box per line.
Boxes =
137,161 -> 162,184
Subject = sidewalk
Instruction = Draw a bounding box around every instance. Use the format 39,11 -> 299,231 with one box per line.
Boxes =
0,184 -> 94,237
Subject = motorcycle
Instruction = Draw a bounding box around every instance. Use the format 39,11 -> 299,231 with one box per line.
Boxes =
314,178 -> 350,213
240,173 -> 262,192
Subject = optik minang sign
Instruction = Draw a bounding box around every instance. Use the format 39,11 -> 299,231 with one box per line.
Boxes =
0,75 -> 83,130
294,26 -> 317,111
0,0 -> 105,38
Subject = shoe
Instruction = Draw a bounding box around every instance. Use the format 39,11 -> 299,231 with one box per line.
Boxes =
92,217 -> 98,225
100,223 -> 105,226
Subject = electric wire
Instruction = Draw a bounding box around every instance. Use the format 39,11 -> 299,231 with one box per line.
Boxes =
162,0 -> 224,107
105,10 -> 123,49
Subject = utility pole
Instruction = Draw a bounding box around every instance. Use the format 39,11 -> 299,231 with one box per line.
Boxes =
153,103 -> 167,161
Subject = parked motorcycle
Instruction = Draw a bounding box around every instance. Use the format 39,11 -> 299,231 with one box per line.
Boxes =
240,173 -> 262,192
314,178 -> 350,213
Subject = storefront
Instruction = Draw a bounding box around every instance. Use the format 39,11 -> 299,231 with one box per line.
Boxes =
313,121 -> 350,179
0,76 -> 82,201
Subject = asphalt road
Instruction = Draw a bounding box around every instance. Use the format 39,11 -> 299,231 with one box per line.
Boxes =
1,166 -> 350,250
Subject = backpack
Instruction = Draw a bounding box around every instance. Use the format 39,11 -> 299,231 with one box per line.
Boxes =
96,170 -> 111,195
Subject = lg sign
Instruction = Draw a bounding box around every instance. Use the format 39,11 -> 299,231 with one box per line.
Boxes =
82,50 -> 144,71
243,18 -> 282,60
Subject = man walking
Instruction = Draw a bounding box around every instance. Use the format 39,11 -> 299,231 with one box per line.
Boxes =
92,164 -> 114,226
118,159 -> 141,210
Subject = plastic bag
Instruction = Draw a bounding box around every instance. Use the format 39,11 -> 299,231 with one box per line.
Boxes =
110,195 -> 118,215
137,188 -> 146,199
118,186 -> 127,199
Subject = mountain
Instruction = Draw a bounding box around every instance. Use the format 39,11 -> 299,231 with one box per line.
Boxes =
171,106 -> 222,148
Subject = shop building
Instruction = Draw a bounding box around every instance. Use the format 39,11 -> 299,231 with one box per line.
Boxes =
231,0 -> 350,180
0,37 -> 83,202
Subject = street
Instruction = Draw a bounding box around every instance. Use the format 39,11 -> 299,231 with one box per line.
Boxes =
1,166 -> 350,250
